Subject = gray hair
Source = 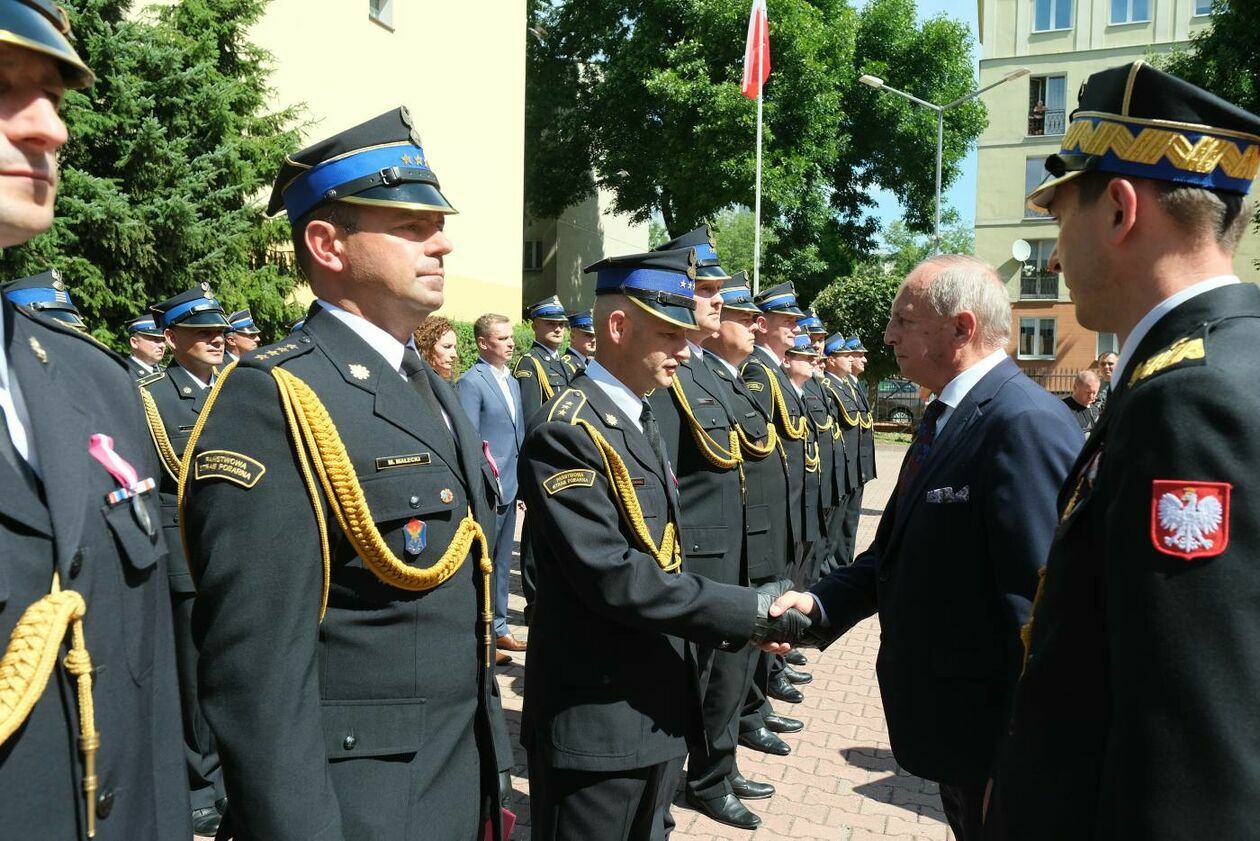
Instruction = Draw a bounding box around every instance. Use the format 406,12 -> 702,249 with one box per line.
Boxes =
917,254 -> 1012,349
1075,369 -> 1100,387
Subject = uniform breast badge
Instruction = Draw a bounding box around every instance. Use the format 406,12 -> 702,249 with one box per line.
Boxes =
348,363 -> 371,381
404,518 -> 428,555
1152,481 -> 1231,561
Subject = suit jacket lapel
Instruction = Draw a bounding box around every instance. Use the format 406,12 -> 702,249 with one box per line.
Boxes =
475,362 -> 512,418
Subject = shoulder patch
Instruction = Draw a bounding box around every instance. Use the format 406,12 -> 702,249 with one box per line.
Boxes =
543,468 -> 597,495
747,382 -> 764,392
193,449 -> 267,489
547,388 -> 588,424
136,370 -> 166,388
1128,335 -> 1205,386
514,369 -> 533,378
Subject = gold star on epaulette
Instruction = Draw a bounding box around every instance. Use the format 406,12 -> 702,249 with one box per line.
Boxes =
255,342 -> 299,361
555,399 -> 574,417
401,154 -> 413,166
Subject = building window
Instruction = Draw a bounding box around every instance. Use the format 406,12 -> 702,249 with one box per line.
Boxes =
369,0 -> 393,29
1025,157 -> 1050,218
1033,0 -> 1073,32
1020,239 -> 1059,299
1028,75 -> 1067,136
1110,0 -> 1150,23
1097,332 -> 1119,356
523,240 -> 545,272
1194,0 -> 1213,16
1018,317 -> 1057,360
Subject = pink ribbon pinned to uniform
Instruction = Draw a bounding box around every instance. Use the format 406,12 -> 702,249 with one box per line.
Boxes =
88,433 -> 140,488
482,440 -> 500,478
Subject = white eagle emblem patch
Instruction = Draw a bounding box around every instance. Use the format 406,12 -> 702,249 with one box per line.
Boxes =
1151,481 -> 1231,561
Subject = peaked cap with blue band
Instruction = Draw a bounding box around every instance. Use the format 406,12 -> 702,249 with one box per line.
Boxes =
823,332 -> 849,356
754,281 -> 805,317
525,295 -> 567,322
1028,61 -> 1260,212
269,107 -> 456,221
584,247 -> 698,329
786,335 -> 818,357
798,307 -> 826,334
0,0 -> 93,88
125,314 -> 163,337
3,269 -> 83,327
719,271 -> 760,314
151,284 -> 230,331
227,308 -> 260,334
845,336 -> 868,353
567,310 -> 595,332
654,224 -> 730,280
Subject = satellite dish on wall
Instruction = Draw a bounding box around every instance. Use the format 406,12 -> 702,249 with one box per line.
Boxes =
1011,239 -> 1032,263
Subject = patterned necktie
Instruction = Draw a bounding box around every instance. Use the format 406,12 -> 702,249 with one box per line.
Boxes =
896,399 -> 948,503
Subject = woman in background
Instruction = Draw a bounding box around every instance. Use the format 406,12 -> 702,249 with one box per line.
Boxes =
415,316 -> 460,383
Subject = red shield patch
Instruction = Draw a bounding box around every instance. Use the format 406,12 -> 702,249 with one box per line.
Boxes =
1151,480 -> 1231,561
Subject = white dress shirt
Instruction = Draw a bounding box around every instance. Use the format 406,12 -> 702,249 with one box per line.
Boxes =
129,356 -> 156,375
932,348 -> 1009,434
584,360 -> 645,432
481,357 -> 516,423
713,353 -> 741,379
1114,275 -> 1240,386
0,309 -> 39,474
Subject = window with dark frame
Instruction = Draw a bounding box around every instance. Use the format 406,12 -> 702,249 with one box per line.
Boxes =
1018,317 -> 1057,360
523,241 -> 545,272
1028,75 -> 1067,136
1020,239 -> 1059,300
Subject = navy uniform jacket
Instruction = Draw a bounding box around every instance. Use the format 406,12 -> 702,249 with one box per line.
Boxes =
0,301 -> 188,839
803,376 -> 837,512
137,362 -> 210,593
742,346 -> 820,547
561,347 -> 587,375
519,375 -> 758,772
703,354 -> 790,582
810,357 -> 1078,786
850,376 -> 877,483
126,356 -> 161,380
649,353 -> 744,585
182,307 -> 503,841
512,342 -> 571,429
989,284 -> 1260,840
821,370 -> 861,496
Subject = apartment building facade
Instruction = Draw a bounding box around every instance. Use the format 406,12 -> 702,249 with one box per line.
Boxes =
975,0 -> 1256,375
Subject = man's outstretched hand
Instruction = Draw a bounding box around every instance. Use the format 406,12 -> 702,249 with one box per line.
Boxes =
757,590 -> 822,654
750,580 -> 814,648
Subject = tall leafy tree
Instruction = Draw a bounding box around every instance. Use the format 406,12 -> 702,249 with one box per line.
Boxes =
0,0 -> 302,348
525,0 -> 982,300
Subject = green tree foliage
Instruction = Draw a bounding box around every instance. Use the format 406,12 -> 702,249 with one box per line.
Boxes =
0,0 -> 302,349
525,0 -> 983,301
812,217 -> 973,384
1163,1 -> 1257,115
711,206 -> 778,284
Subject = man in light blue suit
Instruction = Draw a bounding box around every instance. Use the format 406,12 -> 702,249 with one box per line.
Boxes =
459,313 -> 528,663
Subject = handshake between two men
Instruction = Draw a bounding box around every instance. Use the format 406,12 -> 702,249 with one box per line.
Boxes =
748,579 -> 823,650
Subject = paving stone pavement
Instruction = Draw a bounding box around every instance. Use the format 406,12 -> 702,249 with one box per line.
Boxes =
494,440 -> 954,841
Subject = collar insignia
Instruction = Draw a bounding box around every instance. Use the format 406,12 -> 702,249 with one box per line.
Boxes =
348,363 -> 371,381
28,336 -> 47,363
605,413 -> 619,426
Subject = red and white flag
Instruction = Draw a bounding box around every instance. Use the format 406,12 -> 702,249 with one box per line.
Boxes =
740,0 -> 770,99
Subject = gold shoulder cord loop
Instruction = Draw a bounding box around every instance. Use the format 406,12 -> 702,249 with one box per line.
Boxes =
755,362 -> 809,441
530,356 -> 556,402
848,381 -> 874,429
573,418 -> 681,572
668,379 -> 741,470
736,421 -> 777,459
0,573 -> 97,837
139,387 -> 182,481
828,379 -> 863,428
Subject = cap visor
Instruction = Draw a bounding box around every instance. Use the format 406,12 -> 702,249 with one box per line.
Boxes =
696,265 -> 732,281
1026,169 -> 1085,213
722,302 -> 762,314
625,295 -> 697,329
0,3 -> 94,88
48,311 -> 84,328
339,181 -> 458,215
173,312 -> 231,329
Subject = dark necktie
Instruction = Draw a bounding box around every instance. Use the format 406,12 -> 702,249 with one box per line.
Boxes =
639,399 -> 675,494
896,398 -> 948,503
401,349 -> 456,446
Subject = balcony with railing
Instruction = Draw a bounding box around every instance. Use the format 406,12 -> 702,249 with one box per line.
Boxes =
1020,269 -> 1059,300
1027,108 -> 1066,137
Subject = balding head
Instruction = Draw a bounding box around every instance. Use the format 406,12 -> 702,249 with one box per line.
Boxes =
1072,369 -> 1100,405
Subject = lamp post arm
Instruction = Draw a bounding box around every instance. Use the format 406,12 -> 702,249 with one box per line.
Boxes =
873,82 -> 942,112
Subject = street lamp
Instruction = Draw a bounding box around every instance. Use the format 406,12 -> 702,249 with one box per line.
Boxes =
860,67 -> 1030,251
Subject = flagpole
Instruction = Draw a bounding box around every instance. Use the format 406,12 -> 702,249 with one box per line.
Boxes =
753,89 -> 763,296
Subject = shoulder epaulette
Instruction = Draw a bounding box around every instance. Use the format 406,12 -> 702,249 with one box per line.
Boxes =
546,387 -> 588,424
1128,332 -> 1206,387
239,339 -> 312,370
136,370 -> 166,388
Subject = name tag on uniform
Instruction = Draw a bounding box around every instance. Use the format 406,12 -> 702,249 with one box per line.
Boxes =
375,453 -> 432,471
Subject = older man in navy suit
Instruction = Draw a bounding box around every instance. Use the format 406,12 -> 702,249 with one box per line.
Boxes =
766,255 -> 1081,841
460,313 -> 528,662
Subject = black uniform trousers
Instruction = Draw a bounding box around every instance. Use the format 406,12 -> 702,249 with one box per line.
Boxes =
530,755 -> 684,841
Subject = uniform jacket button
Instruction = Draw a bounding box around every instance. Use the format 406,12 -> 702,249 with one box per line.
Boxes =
409,495 -> 421,508
96,788 -> 114,819
343,735 -> 356,751
69,549 -> 84,578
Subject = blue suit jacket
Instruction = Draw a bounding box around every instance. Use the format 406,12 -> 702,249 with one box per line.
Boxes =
810,356 -> 1080,786
458,360 -> 525,502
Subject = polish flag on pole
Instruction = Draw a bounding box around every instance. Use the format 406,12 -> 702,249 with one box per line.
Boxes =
741,0 -> 770,99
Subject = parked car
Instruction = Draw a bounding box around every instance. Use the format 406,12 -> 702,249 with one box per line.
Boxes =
876,377 -> 927,426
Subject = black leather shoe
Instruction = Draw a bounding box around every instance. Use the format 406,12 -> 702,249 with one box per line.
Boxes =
192,806 -> 221,835
768,673 -> 804,703
683,791 -> 761,829
764,713 -> 804,734
785,648 -> 808,666
783,665 -> 813,685
738,726 -> 791,756
730,773 -> 776,800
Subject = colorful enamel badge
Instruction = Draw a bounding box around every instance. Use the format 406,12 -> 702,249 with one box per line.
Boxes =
404,518 -> 427,555
1152,481 -> 1231,561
